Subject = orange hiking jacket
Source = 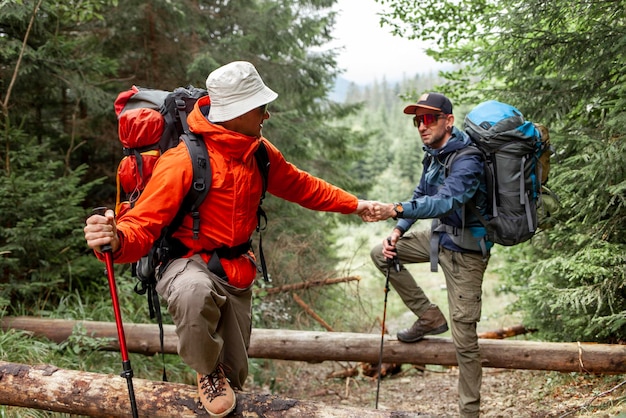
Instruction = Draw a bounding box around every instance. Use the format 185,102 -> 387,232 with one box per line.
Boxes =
108,96 -> 358,288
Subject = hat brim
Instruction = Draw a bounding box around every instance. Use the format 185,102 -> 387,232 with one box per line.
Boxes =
403,104 -> 443,115
209,86 -> 278,123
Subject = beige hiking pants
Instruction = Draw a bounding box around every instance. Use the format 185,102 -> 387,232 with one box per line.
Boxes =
156,254 -> 253,389
371,229 -> 489,418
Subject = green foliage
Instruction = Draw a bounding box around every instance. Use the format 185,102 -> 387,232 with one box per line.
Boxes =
377,0 -> 626,343
553,136 -> 626,242
499,238 -> 626,343
0,124 -> 105,314
377,0 -> 493,47
499,133 -> 626,343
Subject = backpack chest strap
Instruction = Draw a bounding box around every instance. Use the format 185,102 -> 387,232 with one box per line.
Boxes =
430,219 -> 489,272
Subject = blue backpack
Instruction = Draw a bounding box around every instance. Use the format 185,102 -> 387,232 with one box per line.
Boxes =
462,100 -> 552,246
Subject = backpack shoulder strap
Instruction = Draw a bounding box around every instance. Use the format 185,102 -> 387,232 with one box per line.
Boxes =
253,140 -> 270,229
253,140 -> 271,282
175,132 -> 210,239
146,131 -> 209,383
158,132 -> 209,244
254,141 -> 270,197
443,144 -> 483,178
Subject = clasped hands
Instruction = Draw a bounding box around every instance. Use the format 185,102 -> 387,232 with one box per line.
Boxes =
356,200 -> 397,222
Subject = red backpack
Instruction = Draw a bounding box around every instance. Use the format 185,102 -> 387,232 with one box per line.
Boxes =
113,85 -> 208,217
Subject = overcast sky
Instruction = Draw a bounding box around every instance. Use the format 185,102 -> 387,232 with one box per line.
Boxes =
329,0 -> 442,85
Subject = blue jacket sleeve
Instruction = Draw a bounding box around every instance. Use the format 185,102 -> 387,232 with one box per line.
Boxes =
395,180 -> 426,233
398,151 -> 484,221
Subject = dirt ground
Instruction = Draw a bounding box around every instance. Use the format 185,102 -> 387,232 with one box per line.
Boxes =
248,360 -> 626,417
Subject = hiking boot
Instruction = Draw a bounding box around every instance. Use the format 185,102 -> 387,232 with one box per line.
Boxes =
197,365 -> 236,417
397,304 -> 449,343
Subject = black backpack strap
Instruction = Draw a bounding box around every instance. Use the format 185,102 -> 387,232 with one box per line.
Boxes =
176,95 -> 192,134
254,141 -> 271,282
255,141 -> 270,203
179,132 -> 211,239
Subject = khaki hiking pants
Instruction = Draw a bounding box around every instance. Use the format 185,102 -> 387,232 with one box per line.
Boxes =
371,229 -> 489,418
156,254 -> 253,390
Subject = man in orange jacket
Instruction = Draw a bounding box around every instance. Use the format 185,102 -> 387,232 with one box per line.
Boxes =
84,61 -> 372,417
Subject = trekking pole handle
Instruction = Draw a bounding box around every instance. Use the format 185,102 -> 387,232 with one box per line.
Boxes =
386,238 -> 401,273
92,207 -> 113,253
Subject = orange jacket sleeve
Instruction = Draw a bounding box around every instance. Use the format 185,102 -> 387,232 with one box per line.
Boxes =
262,139 -> 358,214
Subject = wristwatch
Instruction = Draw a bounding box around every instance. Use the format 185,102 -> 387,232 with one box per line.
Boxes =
392,202 -> 404,220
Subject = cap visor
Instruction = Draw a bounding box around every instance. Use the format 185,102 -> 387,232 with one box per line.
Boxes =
404,104 -> 442,115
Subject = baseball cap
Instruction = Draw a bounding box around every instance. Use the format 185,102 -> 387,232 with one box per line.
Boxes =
206,61 -> 278,123
403,92 -> 453,116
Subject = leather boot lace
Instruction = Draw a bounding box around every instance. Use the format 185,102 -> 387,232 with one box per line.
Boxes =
199,365 -> 230,402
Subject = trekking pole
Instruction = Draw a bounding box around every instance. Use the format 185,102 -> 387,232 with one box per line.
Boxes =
93,207 -> 139,418
375,239 -> 400,409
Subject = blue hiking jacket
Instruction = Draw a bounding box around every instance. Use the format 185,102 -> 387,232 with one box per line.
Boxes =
395,127 -> 493,253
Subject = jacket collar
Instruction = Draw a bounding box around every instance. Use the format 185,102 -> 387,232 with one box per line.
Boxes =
423,127 -> 471,158
187,96 -> 261,161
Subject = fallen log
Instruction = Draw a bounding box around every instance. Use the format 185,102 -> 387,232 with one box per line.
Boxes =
0,361 -> 417,417
3,316 -> 625,374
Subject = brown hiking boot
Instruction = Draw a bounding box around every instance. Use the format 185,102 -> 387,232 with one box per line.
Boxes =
397,304 -> 449,343
197,365 -> 236,417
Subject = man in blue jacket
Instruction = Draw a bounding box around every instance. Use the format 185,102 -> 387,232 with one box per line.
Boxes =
367,93 -> 491,418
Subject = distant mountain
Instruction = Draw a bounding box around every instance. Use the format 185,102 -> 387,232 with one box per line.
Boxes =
329,67 -> 451,103
328,76 -> 353,102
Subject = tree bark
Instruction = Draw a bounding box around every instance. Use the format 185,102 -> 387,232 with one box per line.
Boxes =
0,361 -> 415,417
3,316 -> 625,374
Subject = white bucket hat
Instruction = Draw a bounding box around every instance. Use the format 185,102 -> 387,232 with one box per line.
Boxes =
206,61 -> 278,123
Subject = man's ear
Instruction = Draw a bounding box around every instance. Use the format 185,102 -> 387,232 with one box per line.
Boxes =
446,114 -> 455,131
